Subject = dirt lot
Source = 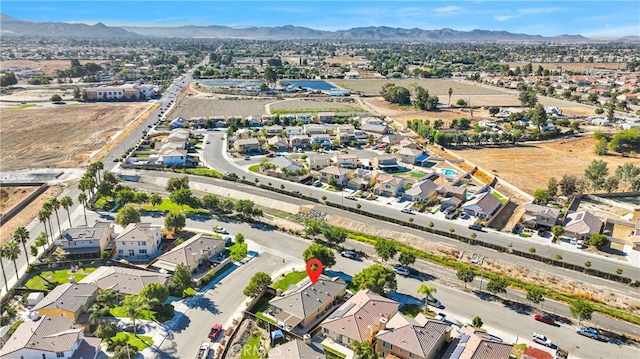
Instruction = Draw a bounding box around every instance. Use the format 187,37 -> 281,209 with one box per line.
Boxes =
0,185 -> 62,244
336,78 -> 505,96
0,59 -> 109,76
169,95 -> 272,118
0,103 -> 150,171
0,85 -> 82,102
449,135 -> 640,195
0,186 -> 37,215
269,98 -> 363,112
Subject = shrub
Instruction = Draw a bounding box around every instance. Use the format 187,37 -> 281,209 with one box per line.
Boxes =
528,247 -> 536,253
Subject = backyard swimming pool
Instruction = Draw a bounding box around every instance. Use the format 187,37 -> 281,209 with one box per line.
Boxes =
200,80 -> 264,87
282,80 -> 338,91
442,169 -> 457,176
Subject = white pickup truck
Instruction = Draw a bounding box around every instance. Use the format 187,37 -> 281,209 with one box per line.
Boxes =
196,342 -> 211,359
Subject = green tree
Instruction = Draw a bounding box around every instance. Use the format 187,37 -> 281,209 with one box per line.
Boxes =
0,245 -> 7,292
547,177 -> 558,198
169,187 -> 193,211
140,282 -> 169,307
164,212 -> 186,233
133,192 -> 149,205
47,197 -> 63,233
398,250 -> 416,267
519,89 -> 538,108
526,288 -> 545,307
94,320 -> 117,339
559,174 -> 579,196
594,138 -> 608,156
352,264 -> 397,294
264,66 -> 277,84
115,187 -> 135,204
584,159 -> 609,191
614,163 -> 640,191
115,206 -> 140,226
570,299 -> 594,324
243,272 -> 272,297
447,87 -> 453,106
551,225 -> 564,240
529,103 -> 547,131
202,194 -> 220,211
302,243 -> 336,268
112,346 -> 138,359
456,98 -> 467,107
374,238 -> 397,262
165,176 -> 190,192
589,233 -> 609,249
472,316 -> 483,328
417,284 -> 436,301
77,192 -> 88,226
60,195 -> 73,225
150,193 -> 162,209
602,176 -> 619,193
167,263 -> 193,297
328,175 -> 338,188
35,232 -> 48,253
322,227 -> 346,245
235,199 -> 262,220
0,72 -> 18,87
2,241 -> 21,278
532,189 -> 550,204
235,232 -> 245,243
486,277 -> 508,295
12,226 -> 30,265
304,219 -> 323,238
456,267 -> 476,288
350,340 -> 377,359
73,86 -> 81,99
51,94 -> 62,102
231,242 -> 248,261
489,107 -> 500,117
122,295 -> 150,337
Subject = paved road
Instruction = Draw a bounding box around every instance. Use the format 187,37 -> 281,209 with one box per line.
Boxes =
124,211 -> 640,359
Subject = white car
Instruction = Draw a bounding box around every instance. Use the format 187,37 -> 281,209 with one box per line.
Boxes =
213,227 -> 228,234
394,266 -> 410,276
532,332 -> 553,347
401,208 -> 413,214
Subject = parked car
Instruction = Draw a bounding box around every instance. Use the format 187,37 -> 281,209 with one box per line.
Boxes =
532,332 -> 553,347
345,195 -> 357,201
208,324 -> 222,340
394,265 -> 410,276
445,212 -> 458,220
340,250 -> 361,260
122,323 -> 142,333
244,156 -> 251,160
401,208 -> 413,214
292,190 -> 302,196
534,314 -> 555,325
468,224 -> 484,231
313,181 -> 323,187
576,326 -> 602,340
213,227 -> 228,234
422,296 -> 444,309
266,152 -> 275,158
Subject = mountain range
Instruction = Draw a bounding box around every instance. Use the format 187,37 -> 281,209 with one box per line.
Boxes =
1,14 -> 637,42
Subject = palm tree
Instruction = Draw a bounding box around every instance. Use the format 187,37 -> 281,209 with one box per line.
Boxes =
13,226 -> 30,265
417,284 -> 437,311
448,87 -> 453,107
35,232 -> 48,253
38,208 -> 51,244
78,176 -> 89,195
60,196 -> 74,226
78,192 -> 88,226
2,241 -> 21,279
49,197 -> 63,233
89,303 -> 109,324
42,201 -> 57,236
95,161 -> 104,182
0,246 -> 9,292
122,295 -> 150,337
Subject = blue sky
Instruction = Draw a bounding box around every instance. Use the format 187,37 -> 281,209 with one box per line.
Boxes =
2,1 -> 639,38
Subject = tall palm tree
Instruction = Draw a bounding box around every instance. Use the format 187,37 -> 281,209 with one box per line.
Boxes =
78,192 -> 88,226
42,201 -> 58,236
86,176 -> 96,196
60,196 -> 74,226
89,303 -> 109,324
95,161 -> 104,182
417,284 -> 437,313
78,176 -> 89,195
35,232 -> 48,253
49,197 -> 63,233
96,288 -> 120,306
2,241 -> 21,279
123,295 -> 150,337
12,226 -> 30,265
0,246 -> 9,292
38,208 -> 51,244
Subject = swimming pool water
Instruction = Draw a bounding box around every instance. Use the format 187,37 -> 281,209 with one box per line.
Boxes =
283,80 -> 338,91
443,169 -> 456,176
200,80 -> 263,87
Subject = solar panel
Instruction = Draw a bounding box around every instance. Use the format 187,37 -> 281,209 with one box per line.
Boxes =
328,302 -> 356,319
450,345 -> 465,359
459,334 -> 470,343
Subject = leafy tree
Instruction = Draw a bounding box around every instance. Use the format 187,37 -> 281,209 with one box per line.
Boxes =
489,107 -> 500,117
547,177 -> 558,198
602,176 -> 619,193
304,219 -> 323,238
133,192 -> 148,205
570,299 -> 594,324
350,340 -> 377,359
231,242 -> 248,261
202,194 -> 220,211
243,272 -> 272,297
328,175 -> 338,188
169,187 -> 193,211
472,316 -> 483,328
264,66 -> 277,84
35,232 -> 48,253
532,189 -> 550,204
456,99 -> 467,107
115,187 -> 135,204
235,199 -> 262,219
115,206 -> 140,226
164,212 -> 186,233
398,250 -> 416,267
529,103 -> 547,131
12,226 -> 30,265
235,232 -> 245,243
302,243 -> 336,268
486,277 -> 508,295
526,288 -> 545,306
519,89 -> 538,108
559,174 -> 580,196
165,176 -> 190,192
50,94 -> 62,102
456,267 -> 475,288
551,225 -> 564,240
589,233 -> 609,249
381,83 -> 411,105
594,138 -> 608,156
94,320 -> 117,338
614,163 -> 640,191
140,282 -> 169,307
167,263 -> 193,297
0,72 -> 18,87
352,264 -> 397,294
112,346 -> 138,359
584,160 -> 609,191
374,238 -> 397,262
150,193 -> 162,209
608,129 -> 640,153
322,227 -> 346,245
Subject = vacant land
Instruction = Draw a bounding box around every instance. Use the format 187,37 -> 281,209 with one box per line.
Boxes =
0,85 -> 83,102
169,95 -> 271,118
450,135 -> 640,195
0,103 -> 149,171
269,98 -> 363,113
0,59 -> 109,76
505,62 -> 626,72
0,186 -> 61,243
336,78 -> 505,96
0,186 -> 37,215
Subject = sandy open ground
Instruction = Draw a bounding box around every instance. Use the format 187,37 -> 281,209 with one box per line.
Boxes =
169,96 -> 272,118
269,98 -> 363,113
0,103 -> 150,171
0,186 -> 37,215
0,59 -> 109,76
335,78 -> 505,96
449,136 -> 640,195
0,185 -> 62,243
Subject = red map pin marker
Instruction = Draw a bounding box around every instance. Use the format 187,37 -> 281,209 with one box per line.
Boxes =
306,258 -> 323,284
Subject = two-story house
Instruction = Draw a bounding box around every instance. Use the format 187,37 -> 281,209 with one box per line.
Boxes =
307,153 -> 333,171
80,266 -> 169,296
295,113 -> 314,124
234,138 -> 261,154
267,136 -> 290,152
373,174 -> 406,197
285,126 -> 304,137
333,154 -> 359,169
376,312 -> 451,359
347,169 -> 378,190
335,125 -> 356,144
563,211 -> 603,240
151,233 -> 226,274
114,222 -> 162,261
33,283 -> 98,324
403,179 -> 439,203
289,135 -> 312,150
317,112 -> 336,123
319,166 -> 353,187
264,125 -> 284,136
160,149 -> 188,166
304,124 -> 326,135
396,148 -> 428,165
372,155 -> 400,172
57,221 -> 113,259
441,326 -> 513,359
311,134 -> 333,149
0,315 -> 101,359
461,192 -> 502,219
522,204 -> 560,230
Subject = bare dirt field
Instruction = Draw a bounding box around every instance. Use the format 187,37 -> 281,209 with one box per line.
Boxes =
169,95 -> 272,118
0,185 -> 62,244
505,62 -> 626,72
0,186 -> 38,215
0,85 -> 82,102
335,78 -> 505,96
0,59 -> 109,76
0,103 -> 150,171
449,135 -> 640,195
268,98 -> 364,113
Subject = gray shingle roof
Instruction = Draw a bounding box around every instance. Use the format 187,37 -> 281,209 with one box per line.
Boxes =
564,211 -> 603,236
33,283 -> 97,314
79,266 -> 169,296
405,180 -> 439,198
269,339 -> 326,359
0,315 -> 80,356
153,233 -> 225,272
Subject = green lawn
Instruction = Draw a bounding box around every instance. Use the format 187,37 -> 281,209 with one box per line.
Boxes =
176,167 -> 222,178
141,199 -> 209,214
135,154 -> 151,158
250,294 -> 277,324
25,267 -> 97,290
248,164 -> 260,173
95,195 -> 114,210
491,191 -> 508,204
241,335 -> 263,359
108,305 -> 174,322
272,271 -> 307,291
510,343 -> 527,359
399,304 -> 422,318
410,172 -> 427,179
110,332 -> 153,351
11,104 -> 36,110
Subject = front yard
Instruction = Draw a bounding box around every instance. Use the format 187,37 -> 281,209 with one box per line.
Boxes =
109,332 -> 153,351
108,305 -> 174,322
141,199 -> 209,214
25,267 -> 97,290
272,271 -> 307,291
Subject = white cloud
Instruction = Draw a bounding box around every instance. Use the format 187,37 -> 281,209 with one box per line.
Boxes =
434,5 -> 462,14
517,7 -> 565,15
494,15 -> 520,22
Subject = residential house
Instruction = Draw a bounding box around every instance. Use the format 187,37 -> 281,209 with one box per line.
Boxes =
354,130 -> 369,142
261,114 -> 276,124
403,179 -> 439,203
285,126 -> 304,137
440,326 -> 513,359
267,136 -> 290,152
79,266 -> 170,296
375,312 -> 451,359
439,196 -> 463,211
334,154 -> 359,169
33,283 -> 98,324
269,275 -> 347,332
304,124 -> 326,135
0,315 -> 101,359
246,115 -> 262,127
264,125 -> 284,136
564,211 -> 603,240
437,185 -> 467,200
320,166 -> 353,187
522,204 -> 560,230
372,155 -> 400,172
151,233 -> 226,273
396,148 -> 427,165
361,123 -> 388,135
461,192 -> 501,218
272,156 -> 304,174
188,117 -> 207,128
270,339 -> 326,359
311,134 -> 333,149
57,221 -> 113,259
380,134 -> 405,146
336,125 -> 356,144
289,134 -> 312,150
114,222 -> 162,261
234,138 -> 261,154
347,169 -> 378,190
321,290 -> 399,354
373,174 -> 406,197
359,116 -> 385,127
307,153 -> 333,171
295,113 -> 314,124
160,149 -> 188,166
317,112 -> 336,123
170,116 -> 186,129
